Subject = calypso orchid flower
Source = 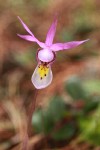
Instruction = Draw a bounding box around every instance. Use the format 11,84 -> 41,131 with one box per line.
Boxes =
17,16 -> 89,89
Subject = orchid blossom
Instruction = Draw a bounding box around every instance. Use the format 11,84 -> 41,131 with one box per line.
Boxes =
17,16 -> 89,89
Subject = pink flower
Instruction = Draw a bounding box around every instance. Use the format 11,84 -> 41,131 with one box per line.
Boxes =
17,16 -> 89,89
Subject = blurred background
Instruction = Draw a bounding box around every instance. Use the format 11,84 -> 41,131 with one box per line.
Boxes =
0,0 -> 100,149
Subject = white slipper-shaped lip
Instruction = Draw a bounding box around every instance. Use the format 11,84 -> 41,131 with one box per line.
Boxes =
31,64 -> 53,89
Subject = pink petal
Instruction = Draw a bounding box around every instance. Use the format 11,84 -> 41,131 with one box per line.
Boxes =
45,16 -> 57,46
50,39 -> 89,51
18,16 -> 46,48
38,49 -> 54,62
17,34 -> 36,42
18,16 -> 33,36
18,16 -> 33,35
31,64 -> 53,89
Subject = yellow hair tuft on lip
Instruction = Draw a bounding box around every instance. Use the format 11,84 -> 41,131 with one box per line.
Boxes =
38,64 -> 49,79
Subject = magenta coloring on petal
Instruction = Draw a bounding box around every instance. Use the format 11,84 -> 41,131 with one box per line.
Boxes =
45,17 -> 57,46
17,16 -> 46,48
50,39 -> 89,51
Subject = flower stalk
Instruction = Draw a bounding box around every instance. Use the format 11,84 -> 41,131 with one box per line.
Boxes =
22,89 -> 38,150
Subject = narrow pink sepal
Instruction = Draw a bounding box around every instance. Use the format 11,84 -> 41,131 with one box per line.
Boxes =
50,39 -> 89,51
45,17 -> 57,46
17,34 -> 36,42
18,16 -> 33,36
17,16 -> 46,48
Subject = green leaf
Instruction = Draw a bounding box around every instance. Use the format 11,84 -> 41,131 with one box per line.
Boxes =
52,123 -> 75,141
65,76 -> 88,100
47,96 -> 67,122
32,96 -> 69,135
78,105 -> 100,146
32,109 -> 43,133
32,108 -> 54,134
83,100 -> 99,113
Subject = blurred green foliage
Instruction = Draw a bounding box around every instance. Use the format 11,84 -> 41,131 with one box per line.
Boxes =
32,96 -> 76,140
32,76 -> 100,144
52,122 -> 75,141
65,76 -> 88,100
13,49 -> 36,66
78,105 -> 100,145
83,80 -> 100,94
33,0 -> 50,9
